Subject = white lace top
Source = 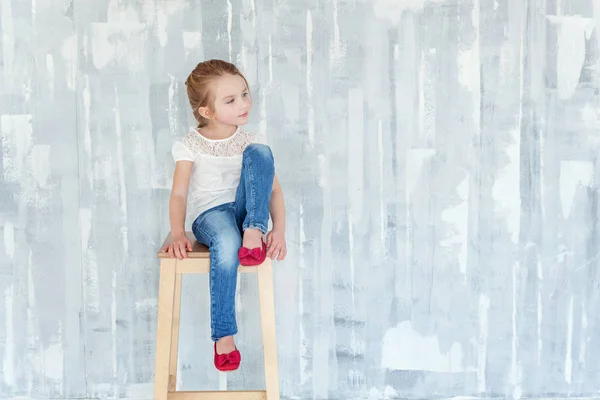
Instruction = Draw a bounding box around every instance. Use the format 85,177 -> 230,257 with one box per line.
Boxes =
171,126 -> 267,218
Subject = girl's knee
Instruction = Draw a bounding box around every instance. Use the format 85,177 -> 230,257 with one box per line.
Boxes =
212,234 -> 242,268
243,143 -> 273,161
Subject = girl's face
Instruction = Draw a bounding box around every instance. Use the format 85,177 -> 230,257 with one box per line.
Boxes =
202,74 -> 252,128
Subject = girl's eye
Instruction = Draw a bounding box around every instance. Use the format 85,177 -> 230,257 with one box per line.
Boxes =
242,92 -> 248,97
227,99 -> 235,104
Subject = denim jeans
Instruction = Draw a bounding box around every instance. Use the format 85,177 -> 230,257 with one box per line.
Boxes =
191,144 -> 274,341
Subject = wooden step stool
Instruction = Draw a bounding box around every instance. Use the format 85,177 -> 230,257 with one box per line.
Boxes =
154,232 -> 280,400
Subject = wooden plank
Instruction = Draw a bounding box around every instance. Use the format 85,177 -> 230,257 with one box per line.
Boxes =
257,259 -> 281,400
168,390 -> 267,400
154,258 -> 177,400
168,272 -> 183,391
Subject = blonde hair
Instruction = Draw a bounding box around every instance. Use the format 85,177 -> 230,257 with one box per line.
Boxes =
185,59 -> 250,128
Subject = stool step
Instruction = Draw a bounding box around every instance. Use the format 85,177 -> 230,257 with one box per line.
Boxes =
168,390 -> 266,399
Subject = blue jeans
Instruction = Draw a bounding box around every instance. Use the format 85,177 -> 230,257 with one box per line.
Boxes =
191,144 -> 274,341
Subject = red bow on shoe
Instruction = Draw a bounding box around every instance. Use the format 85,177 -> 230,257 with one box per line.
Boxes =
238,247 -> 262,259
214,348 -> 241,371
238,242 -> 267,266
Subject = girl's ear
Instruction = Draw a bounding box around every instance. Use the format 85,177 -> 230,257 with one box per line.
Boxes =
198,106 -> 211,120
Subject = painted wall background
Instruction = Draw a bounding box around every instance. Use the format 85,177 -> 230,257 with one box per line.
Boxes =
1,0 -> 600,399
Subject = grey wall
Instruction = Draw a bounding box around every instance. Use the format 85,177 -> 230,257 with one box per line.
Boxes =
1,0 -> 600,399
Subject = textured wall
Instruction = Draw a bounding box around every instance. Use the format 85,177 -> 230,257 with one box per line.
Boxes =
2,0 -> 600,399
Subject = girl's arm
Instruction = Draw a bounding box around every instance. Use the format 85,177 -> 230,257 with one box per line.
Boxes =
162,161 -> 194,259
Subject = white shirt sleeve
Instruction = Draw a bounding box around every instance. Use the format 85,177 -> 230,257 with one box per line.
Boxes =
172,141 -> 195,162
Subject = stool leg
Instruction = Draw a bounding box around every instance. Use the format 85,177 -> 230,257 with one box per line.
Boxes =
154,259 -> 177,400
257,258 -> 280,400
169,273 -> 183,391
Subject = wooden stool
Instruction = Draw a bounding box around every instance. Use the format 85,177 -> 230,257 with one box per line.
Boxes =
154,232 -> 280,400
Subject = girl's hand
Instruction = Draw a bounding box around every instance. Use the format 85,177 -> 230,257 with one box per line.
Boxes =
266,228 -> 287,261
161,232 -> 193,260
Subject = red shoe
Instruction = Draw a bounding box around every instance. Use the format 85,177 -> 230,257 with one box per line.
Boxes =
238,241 -> 267,266
214,342 -> 241,371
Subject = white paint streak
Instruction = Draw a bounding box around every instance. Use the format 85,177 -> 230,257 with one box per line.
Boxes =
83,251 -> 100,313
565,295 -> 573,384
2,0 -> 14,77
306,11 -> 313,99
3,286 -> 14,387
46,54 -> 54,94
306,10 -> 314,147
537,253 -> 543,365
407,149 -> 435,197
559,161 -> 593,219
82,75 -> 92,157
457,48 -> 479,93
332,0 -> 340,47
1,115 -> 33,183
477,293 -> 490,392
382,321 -> 467,372
114,88 -> 129,253
26,252 -> 35,393
60,35 -> 77,90
329,0 -> 345,68
546,16 -> 595,100
227,0 -> 233,61
42,343 -> 65,381
419,49 -> 436,143
440,176 -> 469,276
32,324 -> 64,381
406,149 -> 434,284
182,32 -> 202,54
250,0 -> 257,27
259,84 -> 268,139
219,371 -> 227,390
268,34 -> 273,84
156,2 -> 180,47
367,385 -> 398,399
492,128 -> 520,244
79,210 -> 92,254
124,383 -> 153,398
314,153 -> 334,398
298,204 -> 309,385
90,23 -> 145,72
510,19 -> 524,396
168,74 -> 178,137
348,88 -> 363,322
377,119 -> 385,246
111,271 -> 118,397
107,0 -> 138,23
348,89 -> 364,224
459,0 -> 480,126
31,145 -> 50,188
4,222 -> 15,259
372,0 -> 444,24
579,302 -> 587,367
510,261 -> 522,400
581,104 -> 600,131
134,298 -> 157,310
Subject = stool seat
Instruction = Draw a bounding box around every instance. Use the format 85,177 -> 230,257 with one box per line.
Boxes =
158,232 -> 259,274
159,232 -> 210,258
154,232 -> 280,400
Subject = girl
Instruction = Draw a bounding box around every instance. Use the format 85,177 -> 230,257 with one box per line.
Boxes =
161,59 -> 287,372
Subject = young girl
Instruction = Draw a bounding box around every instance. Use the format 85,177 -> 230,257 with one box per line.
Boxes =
161,59 -> 287,372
